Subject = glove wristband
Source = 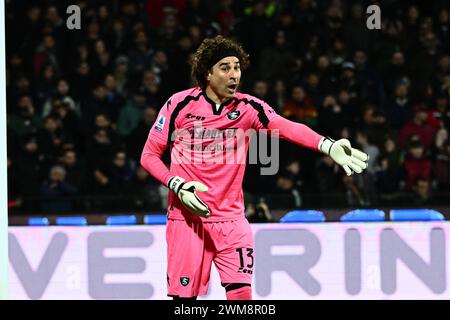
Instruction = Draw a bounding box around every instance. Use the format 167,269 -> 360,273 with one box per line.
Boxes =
168,176 -> 185,195
318,137 -> 335,155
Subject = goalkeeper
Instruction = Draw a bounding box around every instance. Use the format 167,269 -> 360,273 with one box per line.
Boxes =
140,36 -> 368,300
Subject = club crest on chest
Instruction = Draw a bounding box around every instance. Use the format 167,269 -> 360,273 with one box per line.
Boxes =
227,110 -> 240,120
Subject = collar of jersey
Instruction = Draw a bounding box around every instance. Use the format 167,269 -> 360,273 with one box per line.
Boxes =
202,91 -> 235,115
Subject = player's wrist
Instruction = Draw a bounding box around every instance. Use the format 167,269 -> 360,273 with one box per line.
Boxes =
318,137 -> 335,155
168,176 -> 185,194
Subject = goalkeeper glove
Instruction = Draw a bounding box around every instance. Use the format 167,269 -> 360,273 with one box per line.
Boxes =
319,137 -> 369,176
168,176 -> 210,218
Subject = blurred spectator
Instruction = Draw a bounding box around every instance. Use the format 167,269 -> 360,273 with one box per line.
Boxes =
71,61 -> 94,106
398,105 -> 437,151
35,63 -> 57,109
338,62 -> 359,105
410,31 -> 440,101
217,0 -> 235,37
404,138 -> 432,191
117,89 -> 148,137
12,136 -> 43,212
318,94 -> 347,136
282,85 -> 318,128
275,159 -> 307,208
355,131 -> 380,174
274,175 -> 301,208
251,80 -> 269,101
109,151 -> 134,194
354,131 -> 379,206
104,74 -> 126,123
382,51 -> 411,96
342,3 -> 371,53
328,37 -> 348,67
304,72 -> 323,104
85,127 -> 122,171
342,174 -> 365,207
385,82 -> 412,131
42,79 -> 80,117
235,1 -> 271,62
33,34 -> 60,80
37,115 -> 66,165
353,50 -> 385,107
315,155 -> 340,194
48,98 -> 81,144
58,148 -> 86,195
127,107 -> 157,162
376,137 -> 404,194
259,30 -> 295,83
361,104 -> 390,148
267,80 -> 287,113
338,89 -> 360,129
128,30 -> 154,76
436,8 -> 450,51
40,165 -> 78,213
129,166 -> 162,211
141,70 -> 163,106
435,139 -> 450,191
8,95 -> 41,137
427,94 -> 450,130
246,197 -> 273,223
410,177 -> 432,205
107,18 -> 127,56
83,84 -> 110,127
90,39 -> 113,82
8,74 -> 33,111
316,55 -> 337,94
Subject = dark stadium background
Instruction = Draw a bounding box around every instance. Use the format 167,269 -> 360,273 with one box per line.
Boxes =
5,0 -> 450,224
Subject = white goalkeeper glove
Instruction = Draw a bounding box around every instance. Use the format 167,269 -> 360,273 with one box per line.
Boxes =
319,137 -> 369,176
168,176 -> 210,218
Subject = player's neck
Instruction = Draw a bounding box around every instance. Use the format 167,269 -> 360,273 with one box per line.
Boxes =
205,86 -> 228,104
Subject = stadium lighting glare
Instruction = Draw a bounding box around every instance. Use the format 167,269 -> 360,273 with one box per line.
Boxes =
0,0 -> 9,300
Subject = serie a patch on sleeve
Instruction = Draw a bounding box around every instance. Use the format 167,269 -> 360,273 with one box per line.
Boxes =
155,115 -> 166,132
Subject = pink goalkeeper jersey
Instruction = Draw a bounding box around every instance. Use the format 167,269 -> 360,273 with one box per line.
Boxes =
142,87 -> 323,222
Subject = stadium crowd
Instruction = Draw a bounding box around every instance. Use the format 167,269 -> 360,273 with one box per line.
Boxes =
6,0 -> 450,215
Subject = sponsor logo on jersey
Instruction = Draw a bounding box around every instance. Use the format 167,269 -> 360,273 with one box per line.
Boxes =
186,113 -> 205,121
227,110 -> 240,120
155,115 -> 165,132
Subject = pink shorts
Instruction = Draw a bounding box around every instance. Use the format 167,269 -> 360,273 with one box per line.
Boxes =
166,217 -> 254,298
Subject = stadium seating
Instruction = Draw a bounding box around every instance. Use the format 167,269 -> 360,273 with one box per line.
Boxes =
28,217 -> 50,226
340,209 -> 385,222
389,209 -> 444,221
55,216 -> 87,226
143,214 -> 167,225
280,210 -> 325,223
106,215 -> 137,225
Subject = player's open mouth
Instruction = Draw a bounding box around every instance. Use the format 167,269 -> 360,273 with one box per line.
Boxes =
227,84 -> 237,93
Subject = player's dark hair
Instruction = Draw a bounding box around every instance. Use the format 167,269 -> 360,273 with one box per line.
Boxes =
191,35 -> 250,90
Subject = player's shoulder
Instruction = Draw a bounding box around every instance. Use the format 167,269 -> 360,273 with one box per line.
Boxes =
168,87 -> 202,107
234,92 -> 272,110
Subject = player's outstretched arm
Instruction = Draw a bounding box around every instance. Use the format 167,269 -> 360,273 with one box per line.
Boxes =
267,115 -> 369,176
